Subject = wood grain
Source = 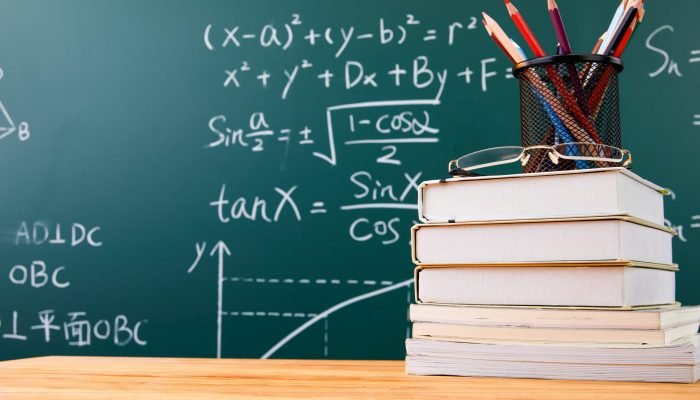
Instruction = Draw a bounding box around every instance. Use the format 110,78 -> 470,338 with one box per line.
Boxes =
0,357 -> 698,400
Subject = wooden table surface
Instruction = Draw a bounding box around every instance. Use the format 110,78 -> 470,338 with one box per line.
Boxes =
0,357 -> 699,400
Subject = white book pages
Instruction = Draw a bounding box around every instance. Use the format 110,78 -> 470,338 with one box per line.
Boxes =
406,337 -> 700,365
416,267 -> 675,307
405,355 -> 699,383
412,218 -> 674,265
409,304 -> 700,330
411,321 -> 699,345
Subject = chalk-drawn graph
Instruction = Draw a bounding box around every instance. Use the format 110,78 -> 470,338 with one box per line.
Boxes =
261,278 -> 413,359
187,240 -> 412,359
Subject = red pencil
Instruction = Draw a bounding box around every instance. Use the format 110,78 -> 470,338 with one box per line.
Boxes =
505,0 -> 546,57
612,19 -> 636,57
612,0 -> 644,57
602,0 -> 640,55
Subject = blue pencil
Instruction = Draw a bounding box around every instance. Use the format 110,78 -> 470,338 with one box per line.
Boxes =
534,89 -> 588,169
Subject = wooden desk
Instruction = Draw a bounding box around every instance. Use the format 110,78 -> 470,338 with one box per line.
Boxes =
0,357 -> 698,399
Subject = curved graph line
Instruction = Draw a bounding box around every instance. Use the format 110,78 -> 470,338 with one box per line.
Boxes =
261,278 -> 413,359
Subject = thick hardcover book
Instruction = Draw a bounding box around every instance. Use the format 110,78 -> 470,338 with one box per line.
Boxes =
411,216 -> 674,266
414,265 -> 676,307
418,168 -> 667,225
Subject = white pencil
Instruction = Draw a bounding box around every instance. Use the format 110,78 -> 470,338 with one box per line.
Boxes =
598,0 -> 627,54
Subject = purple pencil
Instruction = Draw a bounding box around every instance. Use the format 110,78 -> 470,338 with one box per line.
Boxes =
547,0 -> 592,118
548,0 -> 572,54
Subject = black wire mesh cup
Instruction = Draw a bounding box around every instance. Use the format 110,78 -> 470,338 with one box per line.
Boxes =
512,55 -> 624,173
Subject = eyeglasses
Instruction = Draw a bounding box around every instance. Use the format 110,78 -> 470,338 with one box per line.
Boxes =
448,142 -> 632,176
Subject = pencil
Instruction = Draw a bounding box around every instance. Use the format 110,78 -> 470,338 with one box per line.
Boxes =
482,12 -> 525,63
551,69 -> 601,142
588,2 -> 641,116
505,0 -> 546,57
612,13 -> 639,57
546,0 -> 594,119
591,33 -> 605,54
598,0 -> 627,54
532,88 -> 589,171
484,19 -> 516,63
580,33 -> 605,82
547,0 -> 572,54
585,0 -> 641,115
601,0 -> 640,56
615,0 -> 645,56
499,2 -> 598,142
587,63 -> 620,119
511,39 -> 528,60
521,70 -> 590,142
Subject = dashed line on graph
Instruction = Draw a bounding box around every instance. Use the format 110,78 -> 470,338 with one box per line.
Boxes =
262,279 -> 414,359
222,311 -> 318,318
226,277 -> 395,286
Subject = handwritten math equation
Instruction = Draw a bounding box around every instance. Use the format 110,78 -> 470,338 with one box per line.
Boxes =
202,14 -> 523,100
206,101 -> 440,166
204,14 -> 481,54
645,25 -> 700,79
209,170 -> 421,245
4,222 -> 148,348
644,25 -> 700,128
201,16 -> 700,170
211,55 -> 510,100
0,310 -> 146,347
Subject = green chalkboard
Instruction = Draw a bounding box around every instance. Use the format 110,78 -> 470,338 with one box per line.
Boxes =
0,0 -> 698,360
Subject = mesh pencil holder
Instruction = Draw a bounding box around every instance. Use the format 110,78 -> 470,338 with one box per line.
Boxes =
512,54 -> 624,173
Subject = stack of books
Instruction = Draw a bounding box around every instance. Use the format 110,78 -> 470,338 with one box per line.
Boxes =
405,168 -> 700,383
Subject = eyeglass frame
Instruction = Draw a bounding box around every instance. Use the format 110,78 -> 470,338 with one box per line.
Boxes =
448,143 -> 633,176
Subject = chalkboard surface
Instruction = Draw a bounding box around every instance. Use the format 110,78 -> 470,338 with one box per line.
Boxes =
0,0 -> 698,360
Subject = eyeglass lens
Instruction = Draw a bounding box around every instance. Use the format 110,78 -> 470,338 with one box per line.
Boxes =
455,146 -> 525,170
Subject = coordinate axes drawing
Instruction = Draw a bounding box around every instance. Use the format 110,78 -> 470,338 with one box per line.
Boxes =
187,240 -> 412,359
